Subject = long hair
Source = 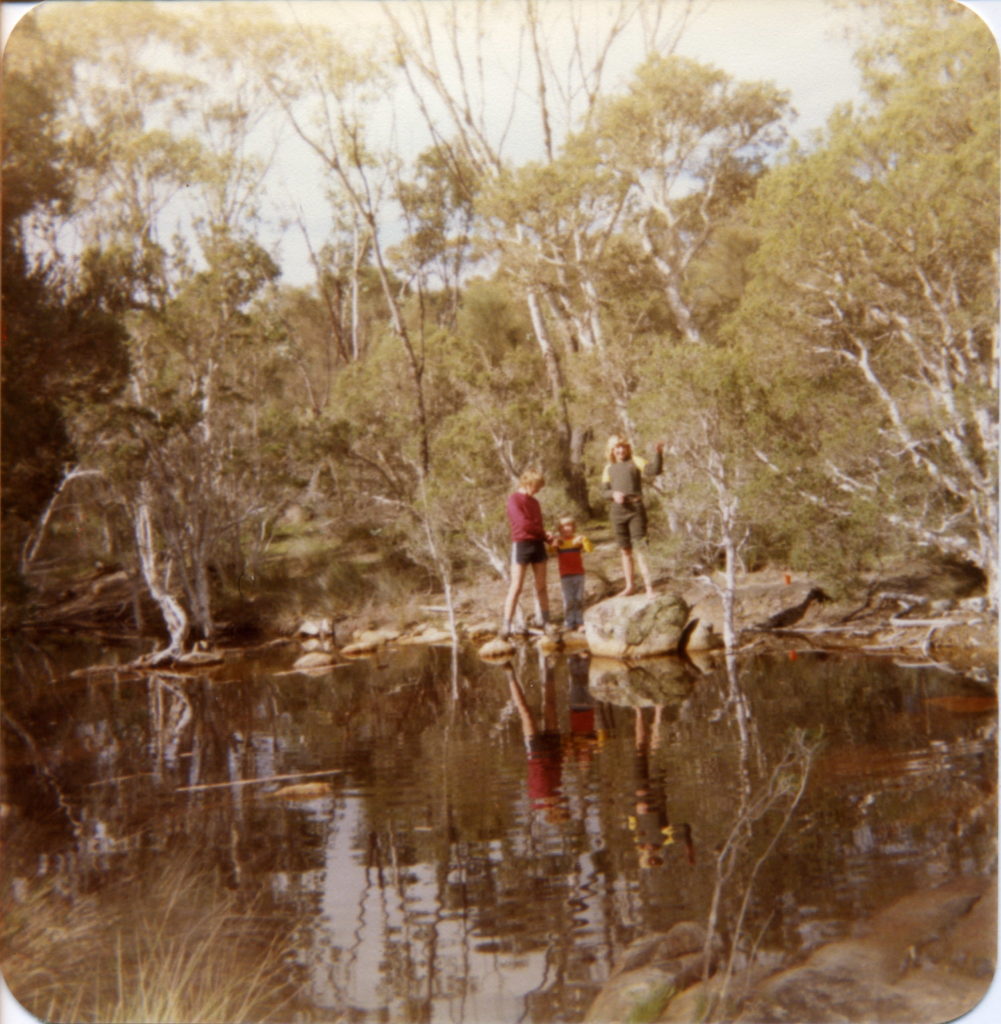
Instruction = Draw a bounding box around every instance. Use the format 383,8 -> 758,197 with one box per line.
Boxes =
605,434 -> 632,462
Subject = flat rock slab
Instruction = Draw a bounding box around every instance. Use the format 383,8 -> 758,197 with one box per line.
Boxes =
584,592 -> 689,658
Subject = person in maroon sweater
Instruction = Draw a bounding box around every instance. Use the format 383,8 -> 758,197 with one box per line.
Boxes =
501,467 -> 553,638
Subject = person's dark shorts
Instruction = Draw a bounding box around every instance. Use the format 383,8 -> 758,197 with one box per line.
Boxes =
513,539 -> 548,564
611,503 -> 647,549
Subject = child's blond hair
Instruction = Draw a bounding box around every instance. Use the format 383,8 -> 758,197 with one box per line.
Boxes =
558,514 -> 577,529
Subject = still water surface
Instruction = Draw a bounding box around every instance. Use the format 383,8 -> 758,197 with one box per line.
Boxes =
1,638 -> 996,1022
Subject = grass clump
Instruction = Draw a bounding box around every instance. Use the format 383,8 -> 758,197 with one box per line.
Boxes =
1,859 -> 298,1023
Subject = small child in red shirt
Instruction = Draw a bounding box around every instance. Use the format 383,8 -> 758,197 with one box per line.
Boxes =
550,515 -> 593,631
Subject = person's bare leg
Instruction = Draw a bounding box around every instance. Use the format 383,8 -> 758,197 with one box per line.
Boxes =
620,548 -> 635,595
503,563 -> 528,634
637,549 -> 654,595
505,665 -> 537,739
531,560 -> 550,622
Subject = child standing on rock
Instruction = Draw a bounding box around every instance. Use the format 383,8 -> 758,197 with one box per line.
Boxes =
601,435 -> 664,596
501,467 -> 553,638
550,515 -> 593,631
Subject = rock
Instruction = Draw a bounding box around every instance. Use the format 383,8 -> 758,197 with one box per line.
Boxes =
341,641 -> 377,657
661,951 -> 786,1023
293,650 -> 338,670
298,617 -> 333,637
562,632 -> 591,653
586,879 -> 995,1024
271,781 -> 333,800
684,649 -> 719,675
611,922 -> 712,976
588,656 -> 696,707
734,877 -> 993,1024
478,637 -> 515,661
399,625 -> 454,645
681,615 -> 723,651
355,627 -> 400,646
584,966 -> 682,1023
176,648 -> 224,667
584,592 -> 689,658
585,921 -> 717,1024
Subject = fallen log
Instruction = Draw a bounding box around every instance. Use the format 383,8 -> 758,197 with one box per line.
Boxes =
176,768 -> 345,793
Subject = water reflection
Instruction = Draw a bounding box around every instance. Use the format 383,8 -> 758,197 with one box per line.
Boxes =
629,704 -> 695,871
1,638 -> 995,1023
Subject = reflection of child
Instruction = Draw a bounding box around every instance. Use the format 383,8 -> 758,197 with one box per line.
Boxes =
630,790 -> 694,869
549,516 -> 593,631
629,707 -> 695,869
504,656 -> 568,824
567,652 -> 602,765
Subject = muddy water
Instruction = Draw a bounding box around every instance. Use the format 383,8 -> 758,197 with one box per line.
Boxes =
1,639 -> 996,1022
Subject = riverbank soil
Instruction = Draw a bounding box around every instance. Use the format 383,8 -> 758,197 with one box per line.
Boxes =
12,540 -> 997,670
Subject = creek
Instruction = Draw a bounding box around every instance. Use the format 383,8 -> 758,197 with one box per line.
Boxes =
1,637 -> 996,1022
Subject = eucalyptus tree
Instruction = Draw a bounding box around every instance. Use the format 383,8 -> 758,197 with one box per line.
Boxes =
222,5 -> 438,480
393,144 -> 478,331
7,2 -> 300,655
1,11 -> 130,597
734,0 -> 999,601
385,0 -> 702,510
578,53 -> 790,348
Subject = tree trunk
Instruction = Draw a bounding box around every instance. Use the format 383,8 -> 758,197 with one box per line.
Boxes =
525,287 -> 590,511
134,500 -> 189,662
21,467 -> 103,574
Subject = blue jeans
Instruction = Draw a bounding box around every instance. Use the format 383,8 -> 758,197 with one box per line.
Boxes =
560,574 -> 586,629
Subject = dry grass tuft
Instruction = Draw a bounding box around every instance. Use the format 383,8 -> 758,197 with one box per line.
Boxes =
2,858 -> 298,1023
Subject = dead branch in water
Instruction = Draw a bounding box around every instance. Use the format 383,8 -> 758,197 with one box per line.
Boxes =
175,768 -> 345,793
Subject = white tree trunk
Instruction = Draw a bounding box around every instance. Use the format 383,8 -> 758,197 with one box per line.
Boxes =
21,467 -> 103,574
134,501 -> 189,662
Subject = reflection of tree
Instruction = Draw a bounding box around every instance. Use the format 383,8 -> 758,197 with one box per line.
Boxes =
3,640 -> 995,1023
699,651 -> 820,1017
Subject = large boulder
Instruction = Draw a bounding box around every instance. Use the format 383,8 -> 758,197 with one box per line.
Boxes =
585,921 -> 717,1023
584,592 -> 689,658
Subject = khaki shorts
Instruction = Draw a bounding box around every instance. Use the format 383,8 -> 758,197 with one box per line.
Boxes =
611,503 -> 647,549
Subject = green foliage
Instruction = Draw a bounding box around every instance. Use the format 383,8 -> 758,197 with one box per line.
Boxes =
4,0 -> 995,635
729,0 -> 998,589
1,12 -> 130,591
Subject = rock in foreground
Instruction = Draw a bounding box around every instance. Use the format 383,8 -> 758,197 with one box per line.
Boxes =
584,592 -> 689,658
